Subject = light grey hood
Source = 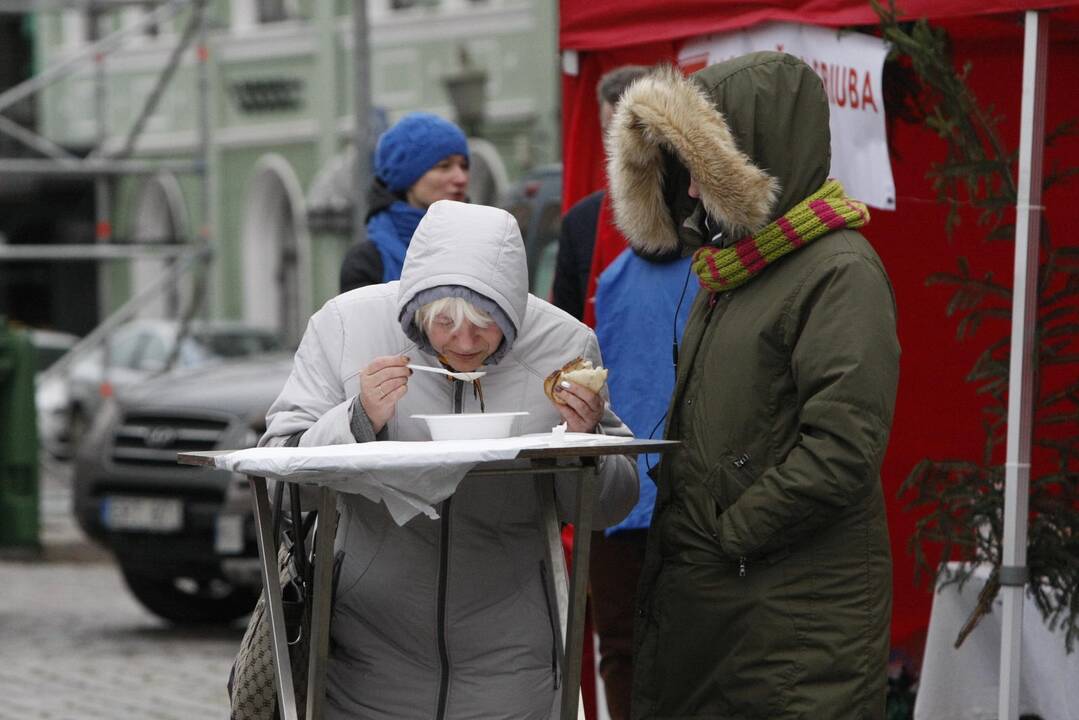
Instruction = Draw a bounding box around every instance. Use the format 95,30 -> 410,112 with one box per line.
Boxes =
396,200 -> 530,338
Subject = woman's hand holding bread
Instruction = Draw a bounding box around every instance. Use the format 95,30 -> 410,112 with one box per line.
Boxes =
544,357 -> 608,433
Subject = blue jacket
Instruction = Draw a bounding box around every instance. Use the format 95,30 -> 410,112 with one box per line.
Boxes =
594,248 -> 697,534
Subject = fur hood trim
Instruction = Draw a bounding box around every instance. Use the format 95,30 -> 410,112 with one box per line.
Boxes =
606,66 -> 779,255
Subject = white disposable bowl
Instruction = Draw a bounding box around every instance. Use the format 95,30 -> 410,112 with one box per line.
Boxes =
412,412 -> 529,441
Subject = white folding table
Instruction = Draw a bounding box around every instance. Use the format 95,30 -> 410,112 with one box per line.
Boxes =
179,437 -> 677,720
915,561 -> 1079,720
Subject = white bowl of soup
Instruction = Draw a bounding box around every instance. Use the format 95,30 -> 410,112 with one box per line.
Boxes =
412,412 -> 529,441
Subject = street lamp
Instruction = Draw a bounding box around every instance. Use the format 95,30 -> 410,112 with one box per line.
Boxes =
442,46 -> 487,137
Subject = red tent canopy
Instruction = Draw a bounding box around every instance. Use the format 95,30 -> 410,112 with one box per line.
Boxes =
561,0 -> 1079,51
559,0 -> 1079,664
560,0 -> 1079,208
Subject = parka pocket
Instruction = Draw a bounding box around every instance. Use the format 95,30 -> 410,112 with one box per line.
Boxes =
704,449 -> 759,511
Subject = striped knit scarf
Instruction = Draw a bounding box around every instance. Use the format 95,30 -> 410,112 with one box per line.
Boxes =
692,180 -> 869,293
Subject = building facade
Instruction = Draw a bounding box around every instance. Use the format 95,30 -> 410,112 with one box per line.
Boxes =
32,0 -> 559,343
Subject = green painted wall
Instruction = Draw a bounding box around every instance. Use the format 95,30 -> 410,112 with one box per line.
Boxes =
33,0 -> 559,331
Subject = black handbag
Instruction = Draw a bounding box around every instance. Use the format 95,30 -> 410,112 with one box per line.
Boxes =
227,481 -> 341,720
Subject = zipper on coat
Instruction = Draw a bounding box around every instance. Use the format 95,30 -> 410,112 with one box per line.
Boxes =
435,496 -> 452,720
434,380 -> 466,720
727,453 -> 750,578
538,561 -> 561,690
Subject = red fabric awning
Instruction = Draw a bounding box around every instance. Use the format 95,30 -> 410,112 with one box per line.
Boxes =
560,0 -> 1079,50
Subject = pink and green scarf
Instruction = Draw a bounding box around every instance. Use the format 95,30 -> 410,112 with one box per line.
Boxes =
692,180 -> 869,293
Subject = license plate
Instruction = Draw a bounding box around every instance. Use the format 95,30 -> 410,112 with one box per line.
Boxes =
215,514 -> 245,554
102,496 -> 184,532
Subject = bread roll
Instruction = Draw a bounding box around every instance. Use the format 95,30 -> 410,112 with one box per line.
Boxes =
544,357 -> 608,404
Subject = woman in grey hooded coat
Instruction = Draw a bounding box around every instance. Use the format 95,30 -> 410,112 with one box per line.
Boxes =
262,199 -> 638,720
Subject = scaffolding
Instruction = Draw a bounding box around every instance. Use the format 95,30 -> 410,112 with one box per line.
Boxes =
0,0 -> 375,383
0,0 -> 213,380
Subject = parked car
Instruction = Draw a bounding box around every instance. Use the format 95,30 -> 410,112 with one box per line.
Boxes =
501,163 -> 562,300
36,318 -> 283,459
72,352 -> 294,624
27,327 -> 79,374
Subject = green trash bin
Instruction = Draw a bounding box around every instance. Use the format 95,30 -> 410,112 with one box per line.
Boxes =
0,319 -> 40,549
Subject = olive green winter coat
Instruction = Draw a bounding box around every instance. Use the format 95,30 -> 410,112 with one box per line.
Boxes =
606,53 -> 900,719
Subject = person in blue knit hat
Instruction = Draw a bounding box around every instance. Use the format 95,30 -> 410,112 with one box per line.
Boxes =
340,112 -> 470,292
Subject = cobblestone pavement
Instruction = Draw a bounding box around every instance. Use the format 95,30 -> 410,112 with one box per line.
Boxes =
2,458 -> 616,720
0,457 -> 242,720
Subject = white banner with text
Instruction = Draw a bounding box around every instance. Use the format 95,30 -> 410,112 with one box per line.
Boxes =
679,23 -> 895,210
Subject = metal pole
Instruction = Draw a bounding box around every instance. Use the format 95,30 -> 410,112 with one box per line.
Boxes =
161,0 -> 212,370
0,243 -> 192,260
306,487 -> 339,720
108,5 -> 201,160
0,158 -> 204,176
0,0 -> 153,12
194,0 -> 213,321
998,10 -> 1048,720
89,4 -> 115,331
249,476 -> 300,720
561,460 -> 596,720
313,0 -> 337,167
0,114 -> 80,160
351,0 -> 371,245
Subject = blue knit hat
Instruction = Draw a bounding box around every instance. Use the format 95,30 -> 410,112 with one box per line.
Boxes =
374,113 -> 469,193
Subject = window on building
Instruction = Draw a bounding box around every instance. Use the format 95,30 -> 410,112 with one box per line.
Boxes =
257,0 -> 301,22
120,4 -> 161,43
232,0 -> 302,31
60,10 -> 90,47
390,0 -> 440,10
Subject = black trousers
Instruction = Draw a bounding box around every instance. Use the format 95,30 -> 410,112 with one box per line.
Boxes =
589,529 -> 648,720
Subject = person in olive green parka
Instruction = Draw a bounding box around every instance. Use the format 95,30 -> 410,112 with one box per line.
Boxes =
605,53 -> 900,719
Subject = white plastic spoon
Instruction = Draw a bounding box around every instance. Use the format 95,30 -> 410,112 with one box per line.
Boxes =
407,364 -> 487,382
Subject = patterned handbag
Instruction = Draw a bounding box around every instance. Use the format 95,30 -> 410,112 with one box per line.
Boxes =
228,481 -> 338,720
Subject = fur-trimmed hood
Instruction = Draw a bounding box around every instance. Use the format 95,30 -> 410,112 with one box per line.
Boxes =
606,52 -> 831,255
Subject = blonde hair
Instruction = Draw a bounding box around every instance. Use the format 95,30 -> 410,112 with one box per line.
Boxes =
415,296 -> 493,335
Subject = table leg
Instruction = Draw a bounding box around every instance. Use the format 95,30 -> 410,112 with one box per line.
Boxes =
560,460 -> 597,720
306,486 -> 339,720
248,475 -> 299,720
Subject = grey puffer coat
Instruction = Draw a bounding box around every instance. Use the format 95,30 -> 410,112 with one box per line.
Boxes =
607,54 -> 900,719
262,200 -> 638,720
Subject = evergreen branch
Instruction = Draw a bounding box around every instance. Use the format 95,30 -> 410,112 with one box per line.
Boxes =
876,0 -> 1079,658
1046,118 -> 1078,145
1045,164 -> 1079,190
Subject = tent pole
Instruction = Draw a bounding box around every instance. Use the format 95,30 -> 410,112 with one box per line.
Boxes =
352,0 -> 371,246
998,9 -> 1048,720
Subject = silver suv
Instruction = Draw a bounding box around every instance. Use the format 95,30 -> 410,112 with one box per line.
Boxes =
72,352 -> 293,623
37,319 -> 283,459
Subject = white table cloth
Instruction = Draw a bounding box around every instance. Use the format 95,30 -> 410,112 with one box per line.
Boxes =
183,434 -> 669,720
212,432 -> 634,524
915,562 -> 1079,720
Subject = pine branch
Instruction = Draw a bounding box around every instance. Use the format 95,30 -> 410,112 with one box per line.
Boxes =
876,0 -> 1079,657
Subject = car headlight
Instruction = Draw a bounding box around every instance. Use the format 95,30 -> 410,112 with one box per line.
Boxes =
35,376 -> 70,415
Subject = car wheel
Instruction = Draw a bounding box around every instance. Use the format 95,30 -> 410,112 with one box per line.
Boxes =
120,566 -> 259,624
